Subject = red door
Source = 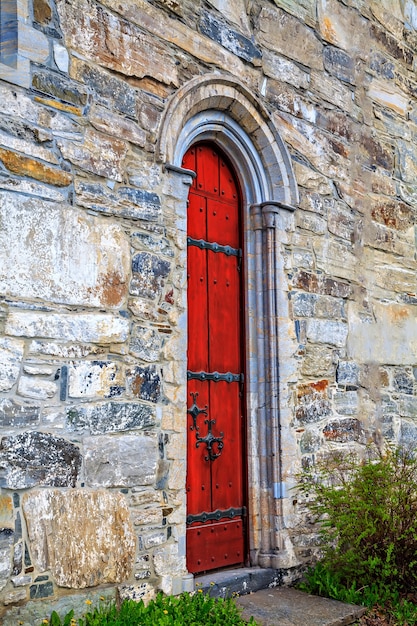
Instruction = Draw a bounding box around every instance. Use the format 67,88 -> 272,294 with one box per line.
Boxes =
183,143 -> 246,573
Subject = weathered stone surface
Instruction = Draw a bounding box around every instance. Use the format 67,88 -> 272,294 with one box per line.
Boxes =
22,489 -> 136,588
131,253 -> 171,300
0,432 -> 81,489
0,147 -> 72,186
129,326 -> 161,361
6,310 -> 129,342
323,46 -> 355,85
393,368 -> 414,394
0,399 -> 40,428
28,341 -> 106,359
153,543 -> 186,577
32,69 -> 88,107
292,293 -> 345,320
207,0 -> 251,32
131,232 -> 174,256
0,128 -> 57,165
4,587 -> 27,604
263,50 -> 309,89
0,494 -> 13,527
299,429 -> 322,453
75,180 -> 161,221
56,0 -> 179,86
53,41 -> 69,73
17,375 -> 56,400
68,361 -> 124,399
84,434 -> 158,487
332,390 -> 358,415
0,529 -> 14,592
0,194 -> 130,308
118,582 -> 155,603
323,418 -> 364,442
336,361 -> 359,387
200,10 -> 262,64
306,319 -> 348,347
0,337 -> 24,391
57,129 -> 127,181
255,5 -> 323,69
67,402 -> 155,434
318,0 -> 369,52
70,59 -> 137,117
301,345 -> 335,377
295,380 -> 330,424
126,366 -> 161,402
90,105 -> 146,147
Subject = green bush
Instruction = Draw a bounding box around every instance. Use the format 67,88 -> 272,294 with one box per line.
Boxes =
45,590 -> 258,626
298,446 -> 417,595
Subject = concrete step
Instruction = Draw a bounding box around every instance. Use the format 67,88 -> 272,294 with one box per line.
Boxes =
236,587 -> 366,626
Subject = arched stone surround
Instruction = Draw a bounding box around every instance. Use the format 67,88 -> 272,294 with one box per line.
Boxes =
158,74 -> 300,571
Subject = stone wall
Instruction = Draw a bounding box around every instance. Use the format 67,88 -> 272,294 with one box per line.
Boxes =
0,0 -> 417,620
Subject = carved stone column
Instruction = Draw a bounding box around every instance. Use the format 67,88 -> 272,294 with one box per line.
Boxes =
251,201 -> 295,568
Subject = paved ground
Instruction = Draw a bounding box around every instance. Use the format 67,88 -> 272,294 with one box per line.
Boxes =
235,587 -> 366,626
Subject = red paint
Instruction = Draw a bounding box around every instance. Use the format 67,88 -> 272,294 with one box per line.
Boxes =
184,143 -> 246,573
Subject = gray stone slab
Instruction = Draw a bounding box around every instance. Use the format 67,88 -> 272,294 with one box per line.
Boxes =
236,587 -> 366,626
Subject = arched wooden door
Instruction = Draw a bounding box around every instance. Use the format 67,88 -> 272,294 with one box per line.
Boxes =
182,142 -> 246,573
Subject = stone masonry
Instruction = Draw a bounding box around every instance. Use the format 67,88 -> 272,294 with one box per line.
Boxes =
0,0 -> 417,621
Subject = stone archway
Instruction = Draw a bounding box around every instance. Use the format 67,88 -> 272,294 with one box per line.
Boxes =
158,74 -> 300,570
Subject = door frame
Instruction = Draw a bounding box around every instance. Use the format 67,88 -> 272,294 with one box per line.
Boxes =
158,74 -> 299,572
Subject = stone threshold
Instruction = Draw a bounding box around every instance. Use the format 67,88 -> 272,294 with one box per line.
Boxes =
195,567 -> 283,598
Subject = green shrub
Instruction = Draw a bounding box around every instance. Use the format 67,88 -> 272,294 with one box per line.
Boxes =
298,446 -> 417,595
44,590 -> 258,626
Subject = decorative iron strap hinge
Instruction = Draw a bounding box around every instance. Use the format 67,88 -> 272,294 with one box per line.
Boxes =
187,236 -> 241,259
187,371 -> 244,384
187,506 -> 247,525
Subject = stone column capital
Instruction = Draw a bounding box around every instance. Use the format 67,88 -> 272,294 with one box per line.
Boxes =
250,201 -> 296,230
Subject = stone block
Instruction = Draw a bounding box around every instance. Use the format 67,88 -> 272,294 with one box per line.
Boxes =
29,341 -> 106,359
255,5 -> 323,69
130,253 -> 171,300
323,46 -> 355,85
4,587 -> 27,604
263,50 -> 309,89
118,583 -> 155,604
323,418 -> 364,442
131,232 -> 173,256
0,194 -> 130,308
295,380 -> 331,424
30,581 -> 54,599
0,432 -> 81,489
328,203 -> 355,241
336,361 -> 359,387
206,0 -> 251,32
393,368 -> 414,394
318,0 -> 369,53
126,365 -> 161,403
32,69 -> 87,106
0,528 -> 14,591
399,395 -> 417,418
0,147 -> 71,186
84,434 -> 158,487
306,319 -> 348,347
0,337 -> 24,391
332,390 -> 358,415
56,0 -> 179,86
22,489 -> 136,588
90,105 -> 146,147
57,129 -> 127,181
17,376 -> 56,400
299,429 -> 322,453
301,345 -> 335,377
67,401 -> 156,434
153,543 -> 186,577
6,311 -> 129,343
129,326 -> 161,362
200,10 -> 262,64
0,494 -> 13,526
0,127 -> 57,164
0,398 -> 40,428
399,419 -> 417,447
75,180 -> 161,221
371,199 -> 413,232
68,361 -> 124,399
70,58 -> 137,117
292,292 -> 345,320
